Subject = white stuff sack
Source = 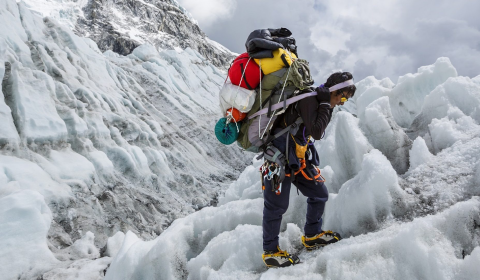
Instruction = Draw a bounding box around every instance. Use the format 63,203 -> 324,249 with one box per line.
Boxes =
219,79 -> 256,113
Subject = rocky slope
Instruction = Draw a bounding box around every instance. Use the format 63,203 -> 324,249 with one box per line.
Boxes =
24,0 -> 235,68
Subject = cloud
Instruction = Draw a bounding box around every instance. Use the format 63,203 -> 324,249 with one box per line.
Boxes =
182,0 -> 480,84
176,0 -> 237,28
308,0 -> 480,81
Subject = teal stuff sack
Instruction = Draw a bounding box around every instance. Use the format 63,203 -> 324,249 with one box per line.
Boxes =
215,118 -> 240,145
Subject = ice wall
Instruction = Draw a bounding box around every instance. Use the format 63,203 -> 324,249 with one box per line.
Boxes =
0,0 -> 248,278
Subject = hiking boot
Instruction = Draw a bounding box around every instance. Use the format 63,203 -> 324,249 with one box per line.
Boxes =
262,246 -> 300,268
301,231 -> 342,251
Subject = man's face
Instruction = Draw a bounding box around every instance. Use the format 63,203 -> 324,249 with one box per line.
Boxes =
330,90 -> 351,108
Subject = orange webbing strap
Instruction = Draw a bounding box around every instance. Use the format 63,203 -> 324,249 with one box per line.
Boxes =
285,159 -> 325,183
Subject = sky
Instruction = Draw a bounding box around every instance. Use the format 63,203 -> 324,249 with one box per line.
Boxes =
176,0 -> 480,84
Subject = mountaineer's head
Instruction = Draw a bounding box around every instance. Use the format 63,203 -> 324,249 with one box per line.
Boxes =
325,72 -> 356,108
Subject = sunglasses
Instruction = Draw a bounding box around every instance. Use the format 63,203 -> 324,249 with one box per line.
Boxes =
340,91 -> 350,103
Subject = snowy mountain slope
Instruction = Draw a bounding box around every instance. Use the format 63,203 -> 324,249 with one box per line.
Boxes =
21,0 -> 235,68
104,59 -> 480,279
0,0 -> 249,278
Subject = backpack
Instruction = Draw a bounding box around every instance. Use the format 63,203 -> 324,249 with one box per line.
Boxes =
228,53 -> 262,90
236,58 -> 315,152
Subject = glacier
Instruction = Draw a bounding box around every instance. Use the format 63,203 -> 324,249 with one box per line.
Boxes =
0,0 -> 480,279
0,0 -> 248,279
104,57 -> 480,279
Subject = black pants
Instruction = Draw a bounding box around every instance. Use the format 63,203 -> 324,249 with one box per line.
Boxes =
262,171 -> 329,251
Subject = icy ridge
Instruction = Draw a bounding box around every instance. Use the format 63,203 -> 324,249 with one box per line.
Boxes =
0,0 -> 248,278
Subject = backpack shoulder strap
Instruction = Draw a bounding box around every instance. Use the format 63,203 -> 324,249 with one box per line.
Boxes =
249,91 -> 317,120
256,117 -> 303,160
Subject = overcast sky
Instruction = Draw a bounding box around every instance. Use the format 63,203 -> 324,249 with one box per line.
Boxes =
177,0 -> 480,84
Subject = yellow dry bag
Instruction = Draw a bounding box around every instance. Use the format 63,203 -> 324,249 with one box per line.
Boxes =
255,48 -> 297,75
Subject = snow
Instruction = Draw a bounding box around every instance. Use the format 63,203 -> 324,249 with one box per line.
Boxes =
0,0 -> 247,278
0,190 -> 58,279
408,136 -> 433,171
104,197 -> 480,280
361,96 -> 412,173
317,111 -> 372,192
219,156 -> 263,205
389,57 -> 458,128
103,54 -> 480,279
9,64 -> 68,142
1,0 -> 480,279
21,0 -> 88,31
105,199 -> 264,280
410,75 -> 480,147
70,231 -> 100,259
0,155 -> 72,201
48,149 -> 96,181
323,149 -> 407,237
104,232 -> 126,258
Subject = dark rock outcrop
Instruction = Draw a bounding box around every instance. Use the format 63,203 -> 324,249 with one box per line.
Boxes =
76,0 -> 235,67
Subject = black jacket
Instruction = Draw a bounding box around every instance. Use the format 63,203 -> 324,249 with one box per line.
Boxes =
245,28 -> 297,59
276,95 -> 333,142
272,94 -> 333,171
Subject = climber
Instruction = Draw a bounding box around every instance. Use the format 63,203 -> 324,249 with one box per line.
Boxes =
262,72 -> 356,268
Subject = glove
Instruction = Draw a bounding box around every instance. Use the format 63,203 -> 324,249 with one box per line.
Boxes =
315,86 -> 331,103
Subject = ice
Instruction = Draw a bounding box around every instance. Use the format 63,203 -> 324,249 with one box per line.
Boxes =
70,231 -> 100,259
408,136 -> 434,171
356,82 -> 391,121
186,224 -> 265,277
7,63 -> 68,142
104,231 -> 156,280
353,75 -> 394,119
21,0 -> 88,31
323,149 -> 407,237
0,38 -> 20,148
361,96 -> 413,173
86,150 -> 115,178
403,132 -> 480,213
219,156 -> 263,205
410,76 -> 480,147
0,155 -> 72,201
317,111 -> 372,192
41,257 -> 111,280
0,190 -> 58,279
1,0 -> 480,278
428,115 -> 480,152
48,149 -> 96,181
101,53 -> 480,279
0,0 -> 249,277
105,196 -> 479,279
389,57 -> 458,128
105,232 -> 126,258
311,199 -> 480,280
105,199 -> 264,279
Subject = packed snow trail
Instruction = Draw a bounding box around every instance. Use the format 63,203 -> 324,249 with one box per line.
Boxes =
104,59 -> 480,279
